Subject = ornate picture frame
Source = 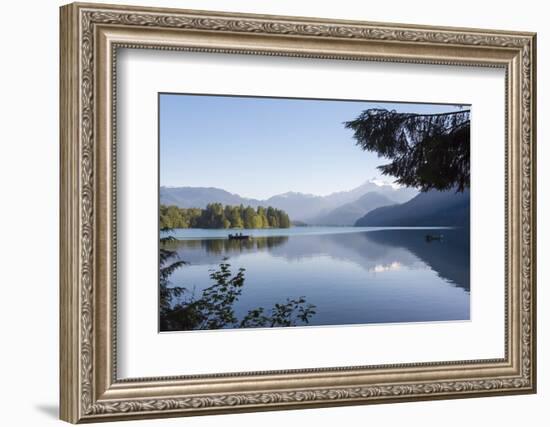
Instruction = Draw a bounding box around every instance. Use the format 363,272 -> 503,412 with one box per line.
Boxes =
60,2 -> 536,423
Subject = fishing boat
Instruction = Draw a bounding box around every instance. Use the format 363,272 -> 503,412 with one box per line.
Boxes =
228,233 -> 250,240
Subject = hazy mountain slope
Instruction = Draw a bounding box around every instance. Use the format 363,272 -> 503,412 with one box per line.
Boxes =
160,186 -> 261,209
309,192 -> 394,226
355,189 -> 470,227
264,192 -> 327,221
323,181 -> 416,207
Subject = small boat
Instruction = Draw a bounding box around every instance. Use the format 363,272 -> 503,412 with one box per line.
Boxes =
228,233 -> 250,240
425,234 -> 443,242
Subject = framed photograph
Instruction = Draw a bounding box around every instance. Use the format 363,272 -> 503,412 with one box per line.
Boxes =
60,2 -> 537,423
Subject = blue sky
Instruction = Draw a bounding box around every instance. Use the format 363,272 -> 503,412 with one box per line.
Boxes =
160,94 -> 466,200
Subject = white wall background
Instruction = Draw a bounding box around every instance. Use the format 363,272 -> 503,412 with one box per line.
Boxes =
0,1 -> 545,426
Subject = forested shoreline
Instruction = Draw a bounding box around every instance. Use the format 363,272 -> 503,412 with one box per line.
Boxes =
160,203 -> 291,229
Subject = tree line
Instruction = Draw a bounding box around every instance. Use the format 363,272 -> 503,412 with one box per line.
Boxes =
160,203 -> 291,229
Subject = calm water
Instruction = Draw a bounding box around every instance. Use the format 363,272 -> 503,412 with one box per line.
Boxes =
162,227 -> 470,328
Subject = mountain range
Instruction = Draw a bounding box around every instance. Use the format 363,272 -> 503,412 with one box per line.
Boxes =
160,180 -> 417,224
355,189 -> 470,227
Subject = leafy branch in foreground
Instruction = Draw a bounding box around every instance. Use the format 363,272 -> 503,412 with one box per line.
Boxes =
160,243 -> 316,331
345,108 -> 470,192
239,297 -> 317,328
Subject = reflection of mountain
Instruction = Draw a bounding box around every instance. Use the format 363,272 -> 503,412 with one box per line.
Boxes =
170,229 -> 469,291
160,180 -> 417,222
355,189 -> 470,227
269,232 -> 420,269
308,192 -> 394,226
366,229 -> 470,291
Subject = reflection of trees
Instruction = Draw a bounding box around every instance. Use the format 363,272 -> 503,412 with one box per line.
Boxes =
204,236 -> 288,254
163,236 -> 289,255
160,236 -> 315,332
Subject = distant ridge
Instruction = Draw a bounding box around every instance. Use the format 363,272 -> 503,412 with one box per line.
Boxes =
160,186 -> 261,209
160,180 -> 417,222
355,189 -> 470,227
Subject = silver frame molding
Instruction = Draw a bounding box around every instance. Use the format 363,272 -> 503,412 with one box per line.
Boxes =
60,2 -> 537,423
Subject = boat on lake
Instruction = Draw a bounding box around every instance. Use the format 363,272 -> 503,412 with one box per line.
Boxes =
425,234 -> 443,242
228,233 -> 250,240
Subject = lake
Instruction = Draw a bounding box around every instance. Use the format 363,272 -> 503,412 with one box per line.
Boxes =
161,226 -> 470,329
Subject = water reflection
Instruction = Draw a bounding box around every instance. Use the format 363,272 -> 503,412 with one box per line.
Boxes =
366,229 -> 470,291
164,228 -> 470,327
167,229 -> 469,291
